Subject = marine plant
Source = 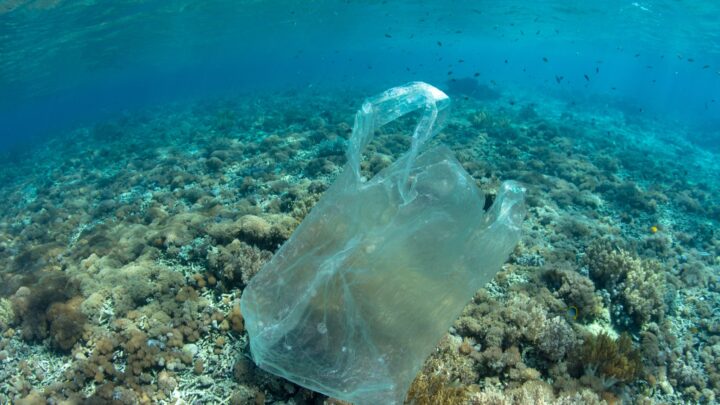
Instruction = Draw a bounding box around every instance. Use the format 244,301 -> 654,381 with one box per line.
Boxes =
577,332 -> 642,388
406,373 -> 470,405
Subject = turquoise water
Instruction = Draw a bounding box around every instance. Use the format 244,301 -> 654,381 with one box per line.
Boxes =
0,1 -> 719,404
2,1 -> 719,148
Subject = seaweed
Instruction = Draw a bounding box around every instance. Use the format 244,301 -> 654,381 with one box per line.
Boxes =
576,332 -> 642,388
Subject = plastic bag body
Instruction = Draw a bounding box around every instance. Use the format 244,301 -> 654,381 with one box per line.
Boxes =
241,82 -> 525,404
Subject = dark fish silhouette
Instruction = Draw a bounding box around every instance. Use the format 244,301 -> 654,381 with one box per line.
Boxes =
445,77 -> 501,100
384,33 -> 392,38
555,75 -> 564,83
437,41 -> 442,47
542,57 -> 548,62
584,74 -> 590,81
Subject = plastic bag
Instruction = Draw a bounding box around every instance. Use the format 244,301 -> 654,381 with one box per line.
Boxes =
241,82 -> 525,404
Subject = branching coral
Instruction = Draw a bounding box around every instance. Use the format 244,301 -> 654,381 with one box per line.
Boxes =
407,336 -> 477,405
538,316 -> 577,362
0,298 -> 13,332
585,239 -> 632,288
406,373 -> 470,405
10,271 -> 86,351
47,299 -> 86,352
468,380 -> 605,405
206,239 -> 272,286
585,240 -> 666,326
543,266 -> 602,322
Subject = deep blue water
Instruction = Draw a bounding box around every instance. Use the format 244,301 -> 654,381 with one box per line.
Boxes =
1,0 -> 719,151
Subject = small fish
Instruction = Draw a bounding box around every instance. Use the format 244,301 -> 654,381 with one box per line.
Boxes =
703,65 -> 710,69
447,71 -> 453,75
555,75 -> 564,83
437,40 -> 442,47
595,67 -> 599,73
566,306 -> 579,321
509,100 -> 516,106
505,59 -> 508,64
542,57 -> 548,62
584,74 -> 590,81
458,59 -> 464,63
384,33 -> 392,38
634,53 -> 640,57
688,58 -> 694,62
474,72 -> 480,77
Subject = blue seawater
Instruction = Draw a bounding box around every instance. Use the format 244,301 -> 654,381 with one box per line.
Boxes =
0,1 -> 718,404
2,1 -> 719,149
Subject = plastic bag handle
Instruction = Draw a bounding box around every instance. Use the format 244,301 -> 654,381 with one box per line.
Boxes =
347,82 -> 450,198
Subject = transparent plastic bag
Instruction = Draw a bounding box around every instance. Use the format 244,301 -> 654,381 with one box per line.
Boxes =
241,82 -> 525,404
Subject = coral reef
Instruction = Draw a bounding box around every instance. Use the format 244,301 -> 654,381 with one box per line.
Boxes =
585,240 -> 667,327
543,265 -> 603,322
575,332 -> 643,388
0,86 -> 717,403
0,298 -> 12,332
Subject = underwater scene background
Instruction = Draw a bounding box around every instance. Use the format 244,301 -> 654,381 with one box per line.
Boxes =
0,0 -> 719,404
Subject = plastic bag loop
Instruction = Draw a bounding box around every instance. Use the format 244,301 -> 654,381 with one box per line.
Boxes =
347,82 -> 450,200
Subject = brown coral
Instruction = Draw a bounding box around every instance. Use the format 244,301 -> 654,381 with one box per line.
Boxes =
623,259 -> 666,325
406,373 -> 470,405
585,240 -> 666,326
47,299 -> 86,352
206,239 -> 272,286
543,266 -> 602,322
